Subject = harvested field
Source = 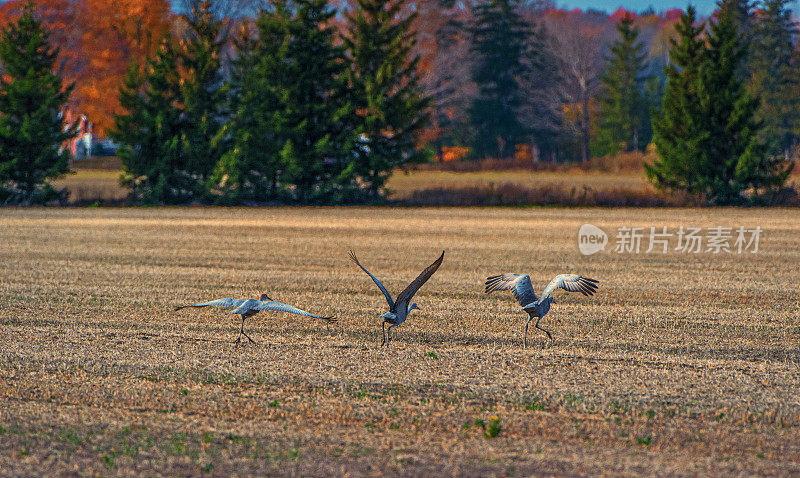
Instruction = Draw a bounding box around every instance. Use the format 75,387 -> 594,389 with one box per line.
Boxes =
1,207 -> 799,475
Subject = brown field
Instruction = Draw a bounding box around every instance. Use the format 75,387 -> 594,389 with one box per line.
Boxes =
52,164 -> 800,206
1,207 -> 799,476
385,170 -> 651,199
51,169 -> 128,204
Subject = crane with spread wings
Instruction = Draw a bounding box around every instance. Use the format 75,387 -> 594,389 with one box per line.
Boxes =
485,273 -> 598,347
350,250 -> 445,346
175,293 -> 336,344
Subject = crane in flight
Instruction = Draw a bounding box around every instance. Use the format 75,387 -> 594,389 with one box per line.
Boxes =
485,273 -> 598,347
174,293 -> 336,344
349,250 -> 445,346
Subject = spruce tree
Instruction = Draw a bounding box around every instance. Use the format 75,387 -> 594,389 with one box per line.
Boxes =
179,0 -> 228,199
112,39 -> 188,204
648,2 -> 791,204
749,0 -> 800,156
594,15 -> 650,156
260,0 -> 353,203
647,6 -> 708,195
209,14 -> 286,202
0,1 -> 75,204
345,0 -> 431,197
468,0 -> 530,159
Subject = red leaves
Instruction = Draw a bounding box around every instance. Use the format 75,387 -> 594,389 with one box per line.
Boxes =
0,0 -> 171,136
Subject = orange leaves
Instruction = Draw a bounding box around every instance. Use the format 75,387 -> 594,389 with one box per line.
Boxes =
73,0 -> 172,134
0,0 -> 172,136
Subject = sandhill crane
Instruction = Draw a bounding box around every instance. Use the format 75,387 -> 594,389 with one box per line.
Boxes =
174,293 -> 336,344
349,250 -> 445,346
485,273 -> 598,347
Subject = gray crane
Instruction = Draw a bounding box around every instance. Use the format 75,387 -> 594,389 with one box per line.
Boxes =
349,250 -> 445,346
485,273 -> 598,347
174,293 -> 336,344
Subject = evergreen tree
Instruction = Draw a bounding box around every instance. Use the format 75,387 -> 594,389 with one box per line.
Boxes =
648,3 -> 791,204
468,0 -> 531,159
594,14 -> 650,156
647,6 -> 710,196
0,1 -> 75,204
345,0 -> 431,197
749,0 -> 800,156
179,0 -> 228,199
112,39 -> 188,204
262,0 -> 353,202
725,0 -> 756,78
209,13 -> 286,202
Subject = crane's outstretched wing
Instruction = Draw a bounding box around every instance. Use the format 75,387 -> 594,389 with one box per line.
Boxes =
485,274 -> 537,307
174,298 -> 246,311
393,251 -> 445,313
540,274 -> 599,299
349,250 -> 394,309
243,300 -> 337,323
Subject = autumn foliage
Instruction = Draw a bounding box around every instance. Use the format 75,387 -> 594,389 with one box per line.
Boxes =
0,0 -> 171,135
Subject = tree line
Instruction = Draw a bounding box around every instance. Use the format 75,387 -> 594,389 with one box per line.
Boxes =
112,0 -> 429,204
0,0 -> 795,205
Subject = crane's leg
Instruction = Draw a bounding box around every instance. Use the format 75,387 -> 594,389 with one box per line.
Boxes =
535,315 -> 552,341
235,315 -> 256,344
386,324 -> 398,346
380,322 -> 387,346
524,316 -> 533,348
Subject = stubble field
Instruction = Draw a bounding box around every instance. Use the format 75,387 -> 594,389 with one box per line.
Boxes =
1,207 -> 799,476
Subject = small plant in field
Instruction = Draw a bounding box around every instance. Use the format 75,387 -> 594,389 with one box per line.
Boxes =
563,393 -> 584,407
101,453 -> 115,468
181,389 -> 188,395
637,436 -> 651,446
427,351 -> 437,359
203,462 -> 214,472
484,416 -> 502,439
268,399 -> 279,408
389,423 -> 400,430
470,417 -> 502,438
526,397 -> 544,411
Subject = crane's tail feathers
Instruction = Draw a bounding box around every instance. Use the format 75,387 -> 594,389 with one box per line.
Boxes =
173,305 -> 191,311
321,315 -> 337,324
484,275 -> 506,294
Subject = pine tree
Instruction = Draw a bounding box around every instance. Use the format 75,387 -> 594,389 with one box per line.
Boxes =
648,2 -> 791,204
724,0 -> 756,78
468,0 -> 531,159
345,0 -> 431,197
594,14 -> 650,156
0,0 -> 75,204
256,0 -> 354,203
112,39 -> 188,204
647,6 -> 709,195
179,0 -> 228,199
749,0 -> 800,156
209,16 -> 286,202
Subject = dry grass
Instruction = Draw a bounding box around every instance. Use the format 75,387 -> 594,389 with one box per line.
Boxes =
50,155 -> 800,206
387,170 -> 706,206
1,207 -> 799,475
51,169 -> 129,205
386,170 -> 652,197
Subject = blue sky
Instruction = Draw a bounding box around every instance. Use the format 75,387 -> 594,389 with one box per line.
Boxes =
557,0 -> 798,15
